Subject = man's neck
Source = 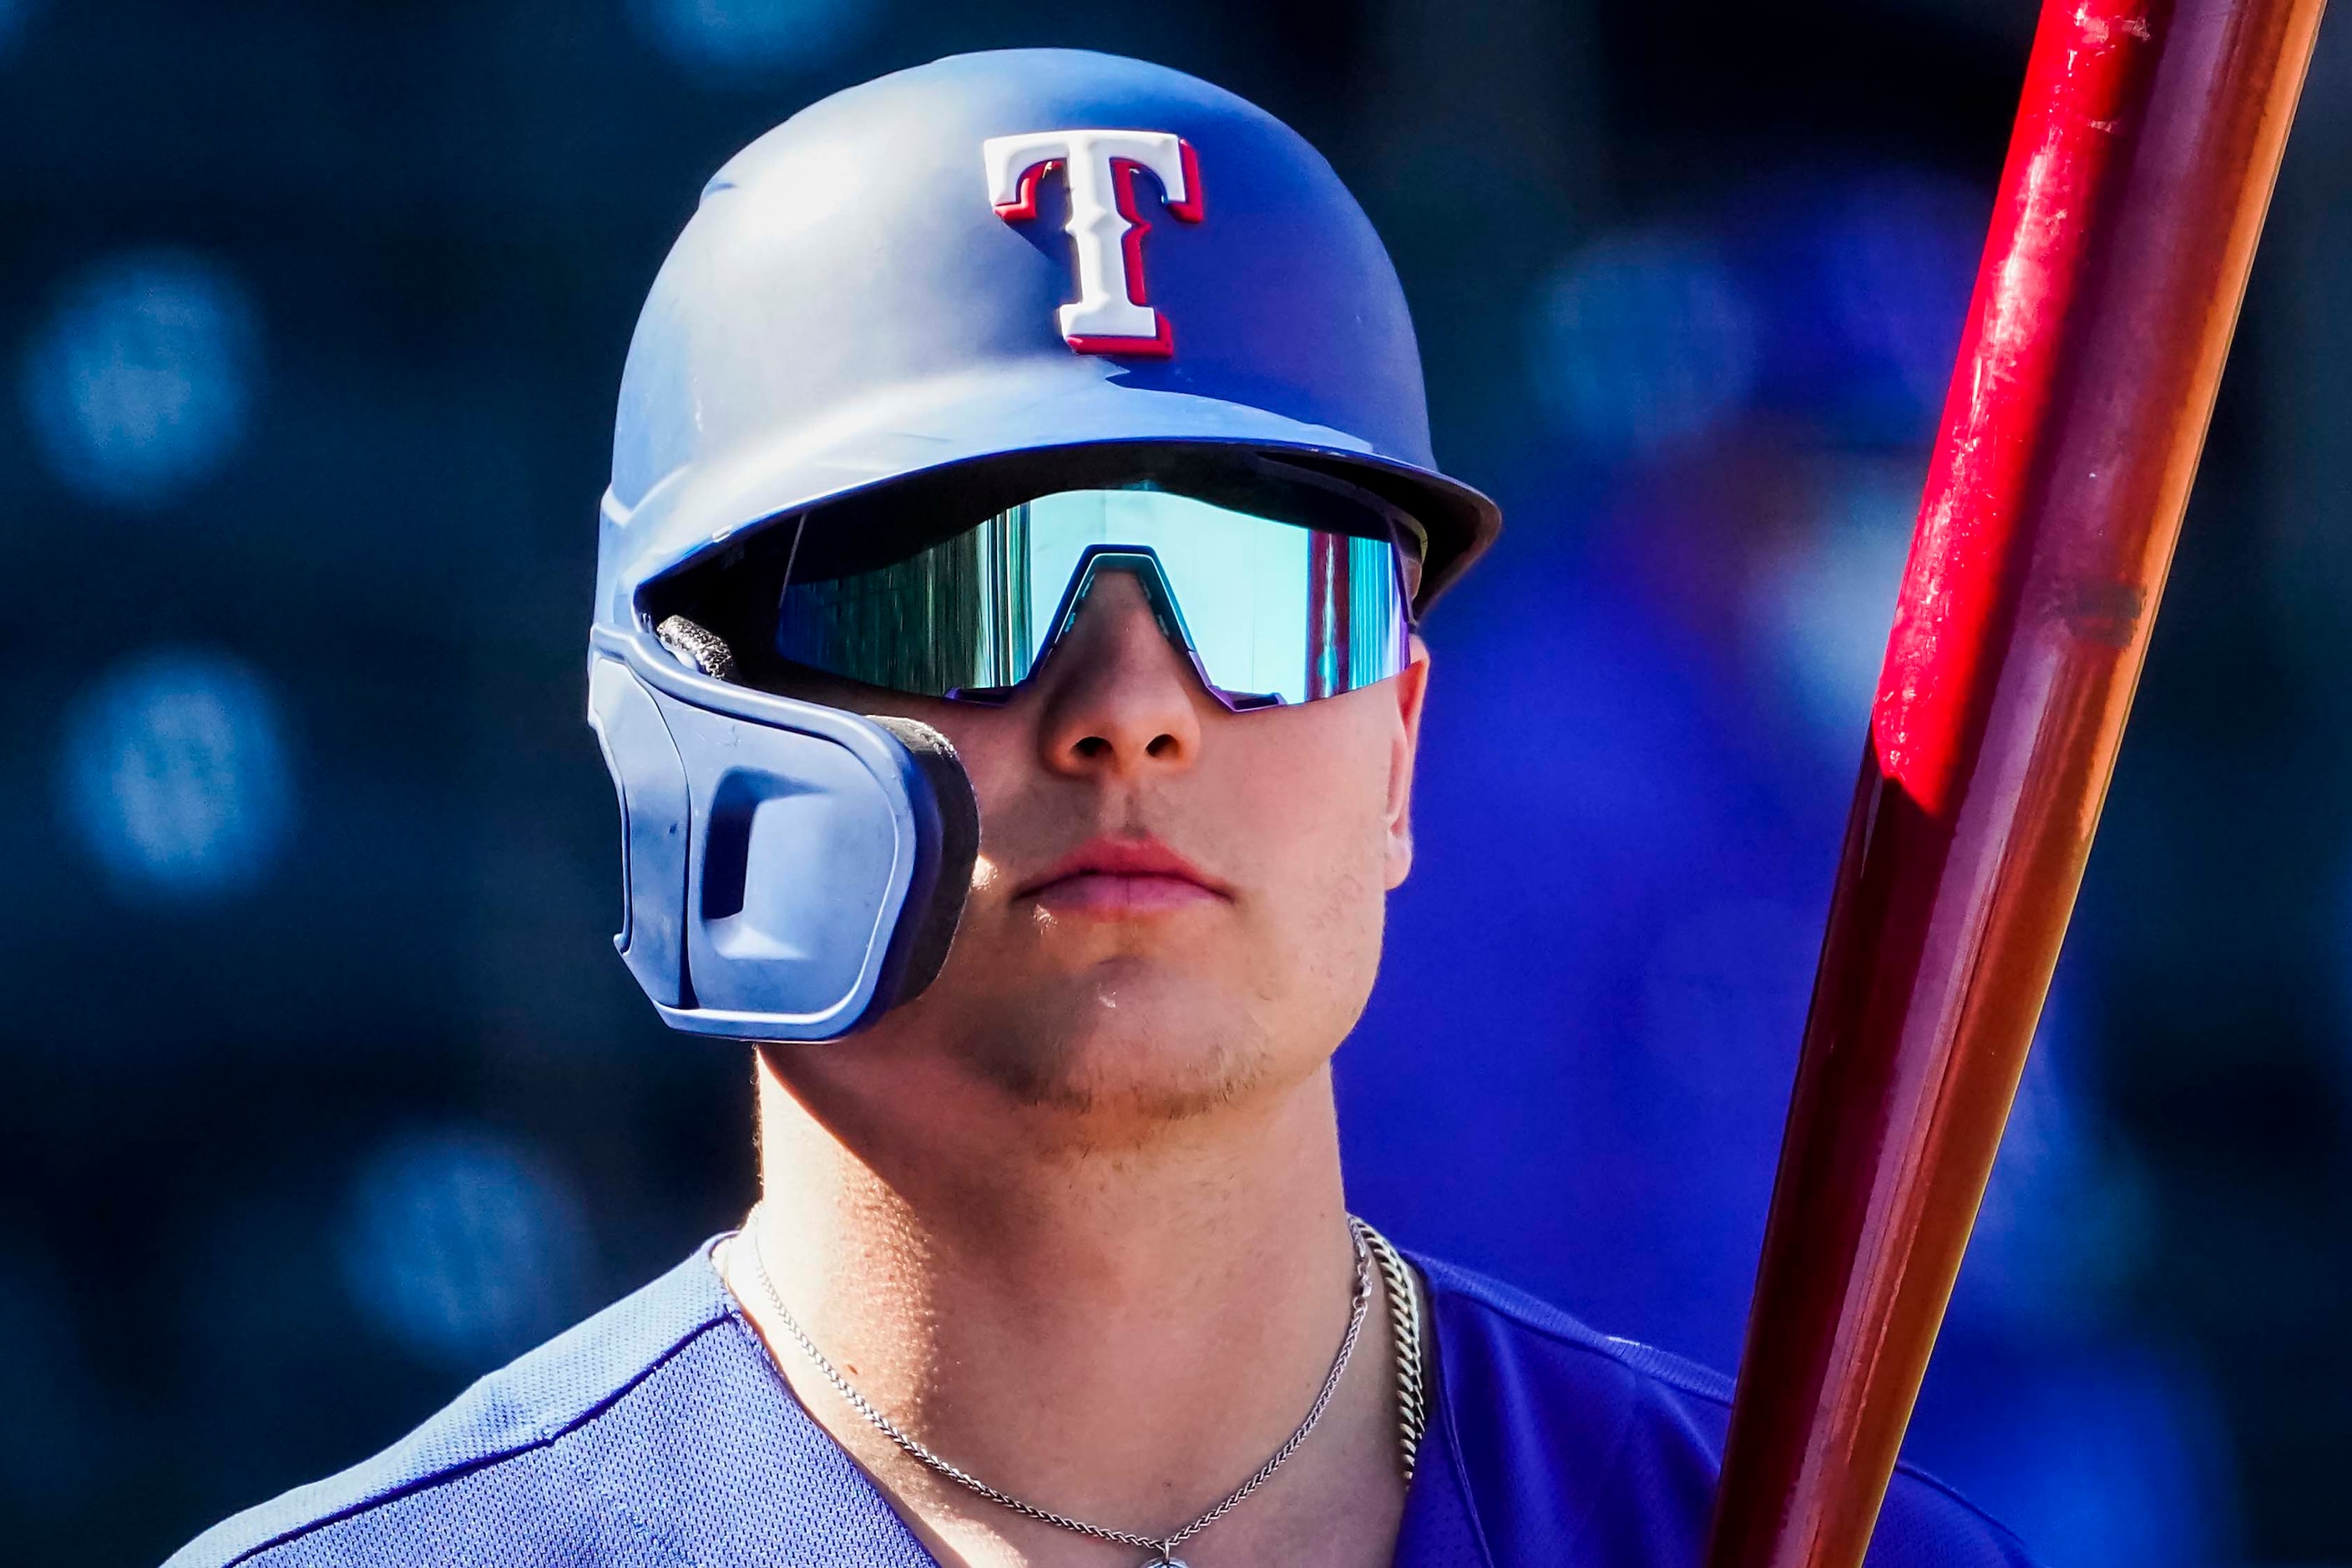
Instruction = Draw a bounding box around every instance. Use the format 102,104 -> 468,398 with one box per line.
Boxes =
728,1052 -> 1404,1567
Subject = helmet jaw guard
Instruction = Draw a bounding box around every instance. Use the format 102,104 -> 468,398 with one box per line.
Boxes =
588,627 -> 978,1041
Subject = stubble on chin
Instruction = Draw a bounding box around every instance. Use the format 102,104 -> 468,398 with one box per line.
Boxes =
960,988 -> 1282,1136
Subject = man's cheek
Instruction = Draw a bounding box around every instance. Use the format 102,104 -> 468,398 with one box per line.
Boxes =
953,736 -> 1025,840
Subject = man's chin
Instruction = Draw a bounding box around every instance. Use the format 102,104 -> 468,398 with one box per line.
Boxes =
962,994 -> 1280,1134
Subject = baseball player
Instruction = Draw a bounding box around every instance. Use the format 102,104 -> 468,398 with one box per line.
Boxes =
169,49 -> 2035,1568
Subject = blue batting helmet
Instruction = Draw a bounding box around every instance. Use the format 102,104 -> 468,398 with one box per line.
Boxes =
589,47 -> 1500,1043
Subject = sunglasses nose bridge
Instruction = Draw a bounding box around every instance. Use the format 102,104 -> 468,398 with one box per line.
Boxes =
1040,546 -> 1201,670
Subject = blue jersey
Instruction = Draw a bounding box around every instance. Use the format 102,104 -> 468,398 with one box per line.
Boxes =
168,1242 -> 2034,1567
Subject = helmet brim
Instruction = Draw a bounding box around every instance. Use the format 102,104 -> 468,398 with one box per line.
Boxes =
601,364 -> 1500,626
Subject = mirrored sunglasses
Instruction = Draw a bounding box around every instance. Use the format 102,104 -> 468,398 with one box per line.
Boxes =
773,487 -> 1417,710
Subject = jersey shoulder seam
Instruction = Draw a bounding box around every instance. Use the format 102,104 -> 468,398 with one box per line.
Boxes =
210,1308 -> 736,1567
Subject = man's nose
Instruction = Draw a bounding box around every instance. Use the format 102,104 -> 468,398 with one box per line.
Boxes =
1031,569 -> 1206,777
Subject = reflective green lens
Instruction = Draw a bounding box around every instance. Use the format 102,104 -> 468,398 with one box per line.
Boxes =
776,488 -> 1410,706
775,506 -> 1034,697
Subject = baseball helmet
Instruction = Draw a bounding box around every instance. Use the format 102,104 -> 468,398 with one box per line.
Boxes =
589,47 -> 1500,1042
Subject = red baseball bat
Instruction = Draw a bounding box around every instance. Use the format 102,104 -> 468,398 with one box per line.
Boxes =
1702,1 -> 2327,1564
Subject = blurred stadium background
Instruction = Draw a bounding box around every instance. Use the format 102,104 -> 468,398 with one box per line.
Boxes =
1,1 -> 2346,1562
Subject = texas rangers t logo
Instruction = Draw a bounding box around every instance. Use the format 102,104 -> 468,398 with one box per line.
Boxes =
983,129 -> 1203,357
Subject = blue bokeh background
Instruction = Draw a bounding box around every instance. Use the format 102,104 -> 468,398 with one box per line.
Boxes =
3,3 -> 2347,1564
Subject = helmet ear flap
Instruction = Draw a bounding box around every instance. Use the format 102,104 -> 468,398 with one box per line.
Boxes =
590,628 -> 978,1041
648,611 -> 977,1012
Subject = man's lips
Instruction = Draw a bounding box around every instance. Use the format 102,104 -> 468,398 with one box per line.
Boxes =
1012,837 -> 1232,915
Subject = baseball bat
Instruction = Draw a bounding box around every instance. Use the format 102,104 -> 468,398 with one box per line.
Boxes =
1702,1 -> 2328,1564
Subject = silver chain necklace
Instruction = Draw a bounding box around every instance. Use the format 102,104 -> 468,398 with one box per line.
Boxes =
741,1211 -> 1423,1566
